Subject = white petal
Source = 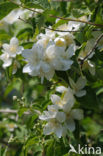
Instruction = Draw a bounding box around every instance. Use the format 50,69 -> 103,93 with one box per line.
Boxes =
39,111 -> 50,120
30,65 -> 40,76
43,123 -> 53,135
16,46 -> 24,55
66,118 -> 75,131
88,61 -> 95,75
23,64 -> 33,73
56,86 -> 68,93
22,49 -> 33,61
63,88 -> 75,112
2,43 -> 9,51
66,44 -> 76,58
40,61 -> 50,73
3,59 -> 12,68
50,94 -> 61,105
45,68 -> 55,80
76,77 -> 87,90
75,90 -> 86,97
56,112 -> 66,123
63,101 -> 74,113
60,59 -> 73,71
71,109 -> 84,120
39,110 -> 56,120
69,77 -> 76,89
48,105 -> 58,112
10,37 -> 19,46
54,124 -> 63,138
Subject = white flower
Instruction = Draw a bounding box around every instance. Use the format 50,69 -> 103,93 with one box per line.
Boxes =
37,27 -> 55,48
53,86 -> 83,132
69,76 -> 87,97
39,105 -> 66,138
54,37 -> 66,47
43,121 -> 63,138
0,53 -> 12,68
22,43 -> 54,83
56,21 -> 75,45
40,86 -> 84,137
51,88 -> 75,112
68,16 -> 87,31
0,20 -> 9,32
45,43 -> 75,71
63,108 -> 83,132
3,9 -> 28,24
2,37 -> 23,58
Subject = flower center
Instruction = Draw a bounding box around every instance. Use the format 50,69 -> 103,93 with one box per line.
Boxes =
10,46 -> 17,53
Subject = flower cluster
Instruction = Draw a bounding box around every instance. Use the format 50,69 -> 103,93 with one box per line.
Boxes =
0,37 -> 23,74
39,76 -> 86,138
22,27 -> 76,83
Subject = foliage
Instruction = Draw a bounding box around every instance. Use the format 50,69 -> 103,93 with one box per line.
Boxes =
0,0 -> 103,156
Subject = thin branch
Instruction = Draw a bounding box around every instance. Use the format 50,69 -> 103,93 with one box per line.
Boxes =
18,16 -> 28,23
50,15 -> 103,28
0,109 -> 30,115
0,139 -> 18,149
8,0 -> 103,28
18,16 -> 80,32
79,33 -> 103,68
8,0 -> 41,14
43,26 -> 80,32
0,108 -> 40,115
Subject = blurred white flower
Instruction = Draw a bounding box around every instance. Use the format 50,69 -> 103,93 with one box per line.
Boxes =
0,53 -> 12,68
2,37 -> 23,58
51,88 -> 75,112
54,37 -> 66,47
3,9 -> 28,24
45,43 -> 75,71
63,108 -> 83,132
69,76 -> 87,97
68,16 -> 87,31
22,43 -> 54,83
0,20 -> 9,32
55,22 -> 75,46
37,27 -> 56,48
40,85 -> 83,138
39,105 -> 66,138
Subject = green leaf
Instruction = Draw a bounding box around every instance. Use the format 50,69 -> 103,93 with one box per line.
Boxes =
25,2 -> 44,10
82,117 -> 101,136
36,14 -> 45,31
0,2 -> 18,20
18,107 -> 28,117
25,137 -> 39,148
46,140 -> 54,156
78,87 -> 98,111
53,18 -> 68,29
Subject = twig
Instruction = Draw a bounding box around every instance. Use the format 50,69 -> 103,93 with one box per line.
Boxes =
8,0 -> 103,28
0,139 -> 18,149
0,109 -> 30,115
43,26 -> 80,32
8,0 -> 41,14
50,15 -> 103,28
79,33 -> 103,68
0,108 -> 40,115
18,16 -> 80,32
